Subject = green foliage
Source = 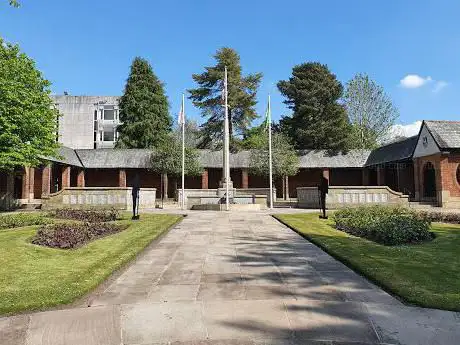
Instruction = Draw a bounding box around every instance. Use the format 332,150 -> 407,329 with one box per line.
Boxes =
248,130 -> 299,179
188,47 -> 262,149
8,0 -> 19,7
0,38 -> 59,170
116,57 -> 172,149
344,73 -> 399,149
0,213 -> 51,229
173,119 -> 202,149
277,62 -> 351,151
150,133 -> 202,178
49,208 -> 119,223
333,205 -> 432,245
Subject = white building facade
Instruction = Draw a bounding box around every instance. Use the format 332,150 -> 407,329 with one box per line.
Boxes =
52,95 -> 121,149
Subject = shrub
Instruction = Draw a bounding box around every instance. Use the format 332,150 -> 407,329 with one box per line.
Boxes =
49,208 -> 119,223
416,210 -> 460,224
0,213 -> 51,229
32,222 -> 128,249
333,205 -> 432,245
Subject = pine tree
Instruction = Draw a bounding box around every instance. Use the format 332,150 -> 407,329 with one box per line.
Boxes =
188,47 -> 262,149
278,62 -> 351,151
116,57 -> 172,149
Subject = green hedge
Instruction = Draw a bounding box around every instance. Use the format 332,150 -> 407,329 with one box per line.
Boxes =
0,213 -> 51,230
333,205 -> 432,245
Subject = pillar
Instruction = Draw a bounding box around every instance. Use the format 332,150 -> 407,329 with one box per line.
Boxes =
21,167 -> 30,200
41,165 -> 51,197
162,173 -> 168,199
322,168 -> 330,182
77,169 -> 85,187
62,166 -> 70,188
241,168 -> 249,189
413,159 -> 420,200
119,169 -> 126,187
28,167 -> 35,201
201,169 -> 209,189
284,175 -> 289,200
5,172 -> 14,209
376,166 -> 384,186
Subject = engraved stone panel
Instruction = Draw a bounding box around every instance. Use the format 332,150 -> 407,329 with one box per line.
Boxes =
359,193 -> 366,203
366,194 -> 373,203
62,195 -> 70,204
70,195 -> 77,205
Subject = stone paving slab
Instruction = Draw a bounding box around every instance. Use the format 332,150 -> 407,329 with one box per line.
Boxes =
1,211 -> 460,345
26,305 -> 120,345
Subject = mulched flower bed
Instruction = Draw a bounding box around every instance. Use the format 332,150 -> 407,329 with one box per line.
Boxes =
32,222 -> 128,249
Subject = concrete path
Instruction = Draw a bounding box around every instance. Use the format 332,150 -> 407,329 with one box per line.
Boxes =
1,211 -> 459,345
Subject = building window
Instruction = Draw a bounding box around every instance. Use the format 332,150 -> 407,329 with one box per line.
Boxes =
103,130 -> 115,142
104,109 -> 115,120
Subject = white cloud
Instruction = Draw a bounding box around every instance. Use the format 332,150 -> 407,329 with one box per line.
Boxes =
400,74 -> 432,88
432,80 -> 448,93
382,121 -> 422,143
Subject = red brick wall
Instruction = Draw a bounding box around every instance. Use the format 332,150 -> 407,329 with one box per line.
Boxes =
201,169 -> 209,189
442,153 -> 460,197
34,167 -> 43,199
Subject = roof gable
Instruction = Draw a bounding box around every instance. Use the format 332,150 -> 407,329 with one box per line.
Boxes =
413,122 -> 441,158
424,120 -> 460,149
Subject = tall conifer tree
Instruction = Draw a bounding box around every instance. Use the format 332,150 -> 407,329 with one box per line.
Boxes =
188,47 -> 262,149
116,57 -> 172,149
278,62 -> 351,151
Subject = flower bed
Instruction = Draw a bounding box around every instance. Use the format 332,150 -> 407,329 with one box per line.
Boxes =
416,210 -> 460,224
0,213 -> 51,230
333,205 -> 432,245
32,222 -> 128,249
49,208 -> 119,223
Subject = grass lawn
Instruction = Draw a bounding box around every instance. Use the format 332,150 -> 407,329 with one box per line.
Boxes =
275,213 -> 460,311
0,213 -> 182,315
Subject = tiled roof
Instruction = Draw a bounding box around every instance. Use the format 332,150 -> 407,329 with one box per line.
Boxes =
298,150 -> 370,168
365,136 -> 418,167
43,145 -> 83,167
425,120 -> 460,149
75,149 -> 152,168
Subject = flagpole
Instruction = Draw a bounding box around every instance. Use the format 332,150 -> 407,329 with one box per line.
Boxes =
181,94 -> 185,210
268,94 -> 273,209
224,67 -> 230,211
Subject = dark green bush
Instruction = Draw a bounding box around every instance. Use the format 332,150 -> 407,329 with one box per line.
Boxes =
0,213 -> 51,229
49,208 -> 119,223
333,205 -> 432,245
416,210 -> 460,224
32,222 -> 128,249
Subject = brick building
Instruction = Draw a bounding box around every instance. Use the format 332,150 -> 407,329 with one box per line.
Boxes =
1,120 -> 459,209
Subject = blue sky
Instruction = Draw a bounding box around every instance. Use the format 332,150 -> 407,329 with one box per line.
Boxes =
1,0 -> 459,134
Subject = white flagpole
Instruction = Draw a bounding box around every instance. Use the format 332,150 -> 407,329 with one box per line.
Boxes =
268,94 -> 273,209
181,94 -> 185,210
224,67 -> 230,211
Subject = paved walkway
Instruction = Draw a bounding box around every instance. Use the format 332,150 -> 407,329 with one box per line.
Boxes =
1,211 -> 459,345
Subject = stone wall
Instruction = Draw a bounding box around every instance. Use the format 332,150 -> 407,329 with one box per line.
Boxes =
297,186 -> 409,209
42,187 -> 156,210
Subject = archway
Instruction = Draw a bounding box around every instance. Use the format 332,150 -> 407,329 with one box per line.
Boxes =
423,162 -> 436,198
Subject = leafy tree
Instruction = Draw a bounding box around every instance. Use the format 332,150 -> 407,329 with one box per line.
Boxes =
173,119 -> 202,149
150,134 -> 202,184
0,38 -> 59,170
116,57 -> 172,149
188,47 -> 262,149
7,0 -> 19,7
248,129 -> 299,184
344,73 -> 399,149
278,62 -> 351,151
